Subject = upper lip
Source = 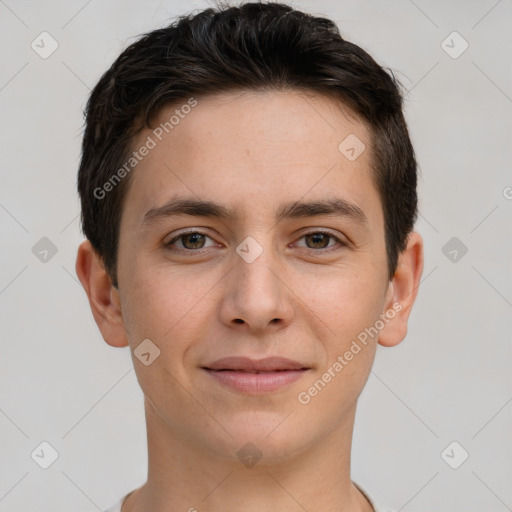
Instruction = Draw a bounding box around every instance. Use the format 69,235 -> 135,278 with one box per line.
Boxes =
203,356 -> 309,372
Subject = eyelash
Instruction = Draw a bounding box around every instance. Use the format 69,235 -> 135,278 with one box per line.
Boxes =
165,229 -> 347,255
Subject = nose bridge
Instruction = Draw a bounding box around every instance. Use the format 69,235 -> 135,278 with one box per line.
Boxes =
236,234 -> 281,303
221,232 -> 293,331
243,260 -> 275,296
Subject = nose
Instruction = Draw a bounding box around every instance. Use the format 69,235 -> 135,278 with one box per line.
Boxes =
218,238 -> 294,334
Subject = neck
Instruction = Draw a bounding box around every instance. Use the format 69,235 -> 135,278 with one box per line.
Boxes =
122,398 -> 374,512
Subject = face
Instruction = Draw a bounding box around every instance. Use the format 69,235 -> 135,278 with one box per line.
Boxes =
82,90 -> 419,465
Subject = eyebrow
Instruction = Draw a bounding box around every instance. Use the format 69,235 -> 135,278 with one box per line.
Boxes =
142,196 -> 368,226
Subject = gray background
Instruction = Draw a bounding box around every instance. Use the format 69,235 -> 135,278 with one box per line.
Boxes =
1,0 -> 511,510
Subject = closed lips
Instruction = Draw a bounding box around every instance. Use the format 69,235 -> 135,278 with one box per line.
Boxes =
212,369 -> 300,373
203,356 -> 309,372
202,356 -> 311,394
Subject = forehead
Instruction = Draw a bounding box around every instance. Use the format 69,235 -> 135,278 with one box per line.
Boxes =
120,89 -> 380,227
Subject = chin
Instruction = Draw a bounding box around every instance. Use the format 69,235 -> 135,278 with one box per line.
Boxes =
207,415 -> 313,466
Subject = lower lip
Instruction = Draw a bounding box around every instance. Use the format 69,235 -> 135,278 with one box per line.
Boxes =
203,369 -> 308,394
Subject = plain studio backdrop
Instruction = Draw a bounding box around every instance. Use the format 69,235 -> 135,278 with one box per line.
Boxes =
1,1 -> 511,511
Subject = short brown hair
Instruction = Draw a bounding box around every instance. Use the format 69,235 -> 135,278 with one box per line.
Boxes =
77,1 -> 418,288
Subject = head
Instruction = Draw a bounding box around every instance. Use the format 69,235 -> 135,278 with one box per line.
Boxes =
76,2 -> 423,465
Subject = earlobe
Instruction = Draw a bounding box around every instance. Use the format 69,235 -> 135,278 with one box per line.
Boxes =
378,231 -> 424,348
75,240 -> 129,348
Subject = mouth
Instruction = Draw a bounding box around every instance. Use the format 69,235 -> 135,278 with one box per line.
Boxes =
203,356 -> 309,372
201,357 -> 310,394
208,369 -> 301,373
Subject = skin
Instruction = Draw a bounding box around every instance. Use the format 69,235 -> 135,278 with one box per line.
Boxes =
76,90 -> 423,512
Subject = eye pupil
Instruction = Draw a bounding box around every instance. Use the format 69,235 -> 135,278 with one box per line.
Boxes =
306,233 -> 330,249
183,233 -> 205,249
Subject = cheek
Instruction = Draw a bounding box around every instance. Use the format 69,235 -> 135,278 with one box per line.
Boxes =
307,266 -> 386,337
120,260 -> 215,348
296,275 -> 383,415
304,266 -> 386,389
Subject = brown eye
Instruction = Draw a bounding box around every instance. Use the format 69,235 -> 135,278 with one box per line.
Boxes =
166,231 -> 216,252
294,230 -> 347,254
304,232 -> 332,249
180,233 -> 206,249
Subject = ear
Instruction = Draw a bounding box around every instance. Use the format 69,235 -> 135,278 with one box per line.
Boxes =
378,231 -> 424,347
75,240 -> 129,348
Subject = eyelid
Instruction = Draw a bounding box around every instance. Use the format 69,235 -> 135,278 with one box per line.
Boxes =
297,227 -> 345,240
